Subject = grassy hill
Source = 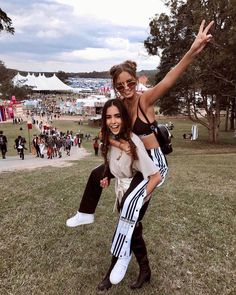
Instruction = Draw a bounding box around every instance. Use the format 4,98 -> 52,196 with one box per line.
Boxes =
0,117 -> 235,295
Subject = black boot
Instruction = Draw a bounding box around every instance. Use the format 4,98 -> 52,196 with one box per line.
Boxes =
97,256 -> 117,291
130,222 -> 151,289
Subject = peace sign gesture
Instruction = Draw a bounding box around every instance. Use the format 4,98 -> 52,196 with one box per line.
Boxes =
190,20 -> 214,57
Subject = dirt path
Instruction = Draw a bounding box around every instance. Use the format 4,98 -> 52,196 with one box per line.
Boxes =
0,146 -> 90,173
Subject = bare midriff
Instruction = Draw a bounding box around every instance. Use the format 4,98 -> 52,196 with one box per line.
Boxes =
139,133 -> 160,150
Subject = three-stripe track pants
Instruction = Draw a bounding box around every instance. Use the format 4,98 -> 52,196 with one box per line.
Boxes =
111,147 -> 168,258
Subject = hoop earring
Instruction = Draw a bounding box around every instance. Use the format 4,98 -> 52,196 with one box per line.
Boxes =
115,90 -> 121,98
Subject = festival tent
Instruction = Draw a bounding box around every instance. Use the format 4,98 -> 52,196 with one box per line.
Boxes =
12,72 -> 73,92
76,95 -> 108,106
48,74 -> 73,91
71,87 -> 93,93
74,95 -> 109,116
12,72 -> 36,88
12,72 -> 27,86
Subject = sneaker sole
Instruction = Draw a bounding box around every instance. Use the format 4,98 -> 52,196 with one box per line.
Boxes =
66,219 -> 94,227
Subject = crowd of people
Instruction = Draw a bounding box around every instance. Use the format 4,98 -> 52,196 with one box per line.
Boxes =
1,118 -> 91,160
31,130 -> 85,159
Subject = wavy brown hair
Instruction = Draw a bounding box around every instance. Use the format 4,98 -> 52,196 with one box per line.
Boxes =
101,99 -> 138,177
109,60 -> 138,96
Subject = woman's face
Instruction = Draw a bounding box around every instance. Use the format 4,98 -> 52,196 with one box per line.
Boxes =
115,71 -> 136,99
106,105 -> 123,136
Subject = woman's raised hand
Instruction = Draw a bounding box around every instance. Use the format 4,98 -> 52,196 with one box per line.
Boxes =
190,20 -> 214,56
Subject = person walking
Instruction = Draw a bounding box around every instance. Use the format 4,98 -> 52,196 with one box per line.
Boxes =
38,136 -> 45,158
46,136 -> 54,159
15,135 -> 27,160
93,136 -> 99,156
32,134 -> 41,157
77,136 -> 82,148
0,130 -> 7,159
56,136 -> 63,158
65,135 -> 72,156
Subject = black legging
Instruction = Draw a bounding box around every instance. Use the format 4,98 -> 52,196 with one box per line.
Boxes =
78,165 -> 149,216
0,144 -> 7,158
79,164 -> 106,214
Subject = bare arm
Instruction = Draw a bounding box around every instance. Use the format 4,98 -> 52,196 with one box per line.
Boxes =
143,172 -> 162,203
146,172 -> 162,196
143,20 -> 214,107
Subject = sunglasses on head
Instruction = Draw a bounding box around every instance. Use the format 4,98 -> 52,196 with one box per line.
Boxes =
115,79 -> 136,92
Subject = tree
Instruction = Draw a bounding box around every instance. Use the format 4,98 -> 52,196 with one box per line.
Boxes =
0,9 -> 29,99
0,60 -> 11,83
0,8 -> 14,34
144,0 -> 236,143
0,61 -> 30,100
0,61 -> 12,99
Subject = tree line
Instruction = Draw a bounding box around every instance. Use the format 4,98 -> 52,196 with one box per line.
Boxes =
144,0 -> 236,142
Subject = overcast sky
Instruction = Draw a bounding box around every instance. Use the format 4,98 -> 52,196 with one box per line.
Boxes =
0,0 -> 169,73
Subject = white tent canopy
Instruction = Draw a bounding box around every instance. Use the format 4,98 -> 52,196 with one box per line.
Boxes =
76,95 -> 109,107
12,72 -> 73,92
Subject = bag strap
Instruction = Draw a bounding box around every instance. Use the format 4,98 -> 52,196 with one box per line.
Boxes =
137,97 -> 168,161
137,97 -> 158,135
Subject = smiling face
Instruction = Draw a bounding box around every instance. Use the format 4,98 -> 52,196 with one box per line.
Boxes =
106,105 -> 123,136
115,71 -> 137,99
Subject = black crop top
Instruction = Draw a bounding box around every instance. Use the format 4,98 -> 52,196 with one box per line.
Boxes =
132,98 -> 158,136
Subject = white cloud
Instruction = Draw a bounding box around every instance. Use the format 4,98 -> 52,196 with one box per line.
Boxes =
104,38 -> 130,50
63,48 -> 115,61
37,30 -> 62,39
0,0 -> 168,72
57,0 -> 168,27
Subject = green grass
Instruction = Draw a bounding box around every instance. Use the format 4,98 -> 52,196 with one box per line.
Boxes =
0,118 -> 236,295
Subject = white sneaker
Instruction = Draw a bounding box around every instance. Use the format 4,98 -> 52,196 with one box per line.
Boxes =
66,211 -> 94,227
109,254 -> 132,284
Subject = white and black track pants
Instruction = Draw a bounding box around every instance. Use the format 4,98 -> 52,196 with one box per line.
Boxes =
111,147 -> 168,258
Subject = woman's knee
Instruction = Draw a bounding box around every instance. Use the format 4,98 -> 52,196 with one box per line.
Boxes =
90,164 -> 105,180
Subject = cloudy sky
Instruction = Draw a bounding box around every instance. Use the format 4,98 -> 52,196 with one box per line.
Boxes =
0,0 -> 169,73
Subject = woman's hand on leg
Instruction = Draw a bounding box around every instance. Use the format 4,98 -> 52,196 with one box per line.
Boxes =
100,177 -> 109,188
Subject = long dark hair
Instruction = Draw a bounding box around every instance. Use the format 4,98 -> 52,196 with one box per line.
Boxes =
101,99 -> 138,176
